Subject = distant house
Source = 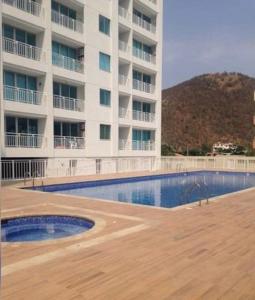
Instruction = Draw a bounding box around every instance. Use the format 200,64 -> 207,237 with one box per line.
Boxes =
213,142 -> 237,153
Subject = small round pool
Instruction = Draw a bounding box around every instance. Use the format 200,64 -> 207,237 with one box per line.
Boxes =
1,215 -> 94,242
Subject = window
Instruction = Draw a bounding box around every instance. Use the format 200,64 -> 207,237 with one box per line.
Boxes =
132,129 -> 151,141
5,117 -> 38,134
54,122 -> 80,137
133,9 -> 151,24
99,15 -> 110,35
52,41 -> 77,59
133,39 -> 152,54
100,89 -> 111,106
100,124 -> 111,140
3,24 -> 36,46
133,70 -> 151,83
99,52 -> 111,72
53,82 -> 77,99
52,1 -> 77,20
3,71 -> 37,90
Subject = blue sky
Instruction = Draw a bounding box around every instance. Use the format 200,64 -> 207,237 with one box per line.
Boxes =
163,0 -> 255,88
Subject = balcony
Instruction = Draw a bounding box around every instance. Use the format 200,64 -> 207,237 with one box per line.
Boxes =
119,106 -> 129,119
4,85 -> 43,105
5,133 -> 43,148
52,53 -> 84,73
2,0 -> 42,16
133,110 -> 155,122
3,37 -> 42,61
119,74 -> 129,86
119,139 -> 130,150
132,140 -> 155,151
133,79 -> 155,94
133,47 -> 156,64
53,95 -> 84,112
51,10 -> 83,33
133,14 -> 156,34
119,40 -> 129,53
54,136 -> 85,149
119,6 -> 130,20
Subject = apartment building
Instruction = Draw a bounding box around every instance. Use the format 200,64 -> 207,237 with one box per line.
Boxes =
0,0 -> 163,165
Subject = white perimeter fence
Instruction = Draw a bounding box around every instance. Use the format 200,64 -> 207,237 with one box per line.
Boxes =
2,156 -> 255,181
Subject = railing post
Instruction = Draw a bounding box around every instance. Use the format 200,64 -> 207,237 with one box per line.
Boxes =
12,160 -> 15,180
29,160 -> 32,177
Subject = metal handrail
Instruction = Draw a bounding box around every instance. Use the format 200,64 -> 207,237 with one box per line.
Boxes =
181,180 -> 210,206
3,37 -> 42,61
23,171 -> 31,186
32,170 -> 41,188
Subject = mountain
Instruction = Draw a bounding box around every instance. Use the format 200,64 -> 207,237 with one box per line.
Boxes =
162,72 -> 255,153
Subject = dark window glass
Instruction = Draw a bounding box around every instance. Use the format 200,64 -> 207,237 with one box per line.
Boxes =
99,15 -> 110,35
100,124 -> 111,140
54,122 -> 61,135
6,117 -> 16,133
100,89 -> 111,106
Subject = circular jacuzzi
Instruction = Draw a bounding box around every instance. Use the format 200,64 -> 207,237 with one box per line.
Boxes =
1,215 -> 94,242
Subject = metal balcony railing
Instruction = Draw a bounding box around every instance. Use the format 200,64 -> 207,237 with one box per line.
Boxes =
119,106 -> 129,119
53,95 -> 84,112
119,40 -> 129,53
133,79 -> 155,94
52,52 -> 84,73
5,133 -> 43,148
133,14 -> 156,33
2,0 -> 42,16
132,110 -> 155,122
119,74 -> 129,86
51,10 -> 83,33
119,139 -> 130,150
4,85 -> 43,105
54,136 -> 85,149
133,47 -> 156,64
119,6 -> 129,20
132,140 -> 155,151
3,37 -> 42,61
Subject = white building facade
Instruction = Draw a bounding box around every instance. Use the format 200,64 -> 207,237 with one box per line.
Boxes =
0,0 -> 162,163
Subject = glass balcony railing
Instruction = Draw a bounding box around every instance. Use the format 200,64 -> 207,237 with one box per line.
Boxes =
119,106 -> 129,119
52,52 -> 84,73
119,40 -> 129,53
119,139 -> 130,150
133,14 -> 156,33
119,6 -> 129,20
132,140 -> 155,151
133,47 -> 156,64
119,74 -> 129,86
4,85 -> 43,105
132,110 -> 155,122
133,79 -> 155,94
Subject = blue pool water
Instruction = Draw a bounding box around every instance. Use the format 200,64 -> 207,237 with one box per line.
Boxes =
1,215 -> 94,242
35,171 -> 255,209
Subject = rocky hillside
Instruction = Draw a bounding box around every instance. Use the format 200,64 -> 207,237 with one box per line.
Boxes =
162,73 -> 255,152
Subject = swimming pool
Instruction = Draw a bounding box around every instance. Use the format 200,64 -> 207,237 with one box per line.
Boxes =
1,215 -> 94,242
35,171 -> 255,209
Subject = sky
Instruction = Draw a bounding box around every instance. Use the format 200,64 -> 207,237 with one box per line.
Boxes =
163,0 -> 255,88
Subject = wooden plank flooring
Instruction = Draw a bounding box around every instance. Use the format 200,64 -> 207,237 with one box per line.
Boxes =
1,172 -> 255,299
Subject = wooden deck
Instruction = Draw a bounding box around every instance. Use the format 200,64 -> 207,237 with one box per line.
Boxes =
2,172 -> 255,299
